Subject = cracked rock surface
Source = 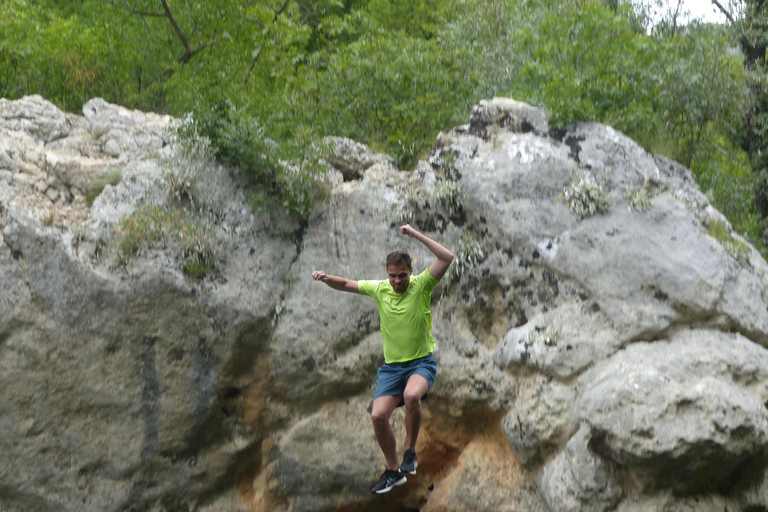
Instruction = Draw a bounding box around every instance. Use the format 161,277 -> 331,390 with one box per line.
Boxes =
1,95 -> 768,512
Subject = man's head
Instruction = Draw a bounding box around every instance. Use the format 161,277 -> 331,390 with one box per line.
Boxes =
386,250 -> 412,294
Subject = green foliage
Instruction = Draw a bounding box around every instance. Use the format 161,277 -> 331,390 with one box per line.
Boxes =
113,203 -> 219,277
510,3 -> 664,135
562,173 -> 611,219
447,229 -> 488,284
706,219 -> 750,263
625,176 -> 654,212
4,0 -> 765,257
86,169 -> 122,206
388,178 -> 465,224
163,125 -> 214,204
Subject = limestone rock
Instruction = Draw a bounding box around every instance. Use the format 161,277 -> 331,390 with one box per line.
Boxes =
576,330 -> 768,493
538,425 -> 622,512
266,397 -> 382,512
0,95 -> 70,143
423,428 -> 548,512
501,374 -> 576,466
3,94 -> 768,512
323,136 -> 396,180
468,97 -> 550,138
83,97 -> 138,137
495,303 -> 620,378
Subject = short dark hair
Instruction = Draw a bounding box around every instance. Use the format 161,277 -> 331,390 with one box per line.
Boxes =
386,250 -> 412,270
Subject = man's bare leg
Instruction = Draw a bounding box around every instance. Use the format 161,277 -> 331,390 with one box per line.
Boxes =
371,395 -> 402,470
403,374 -> 429,451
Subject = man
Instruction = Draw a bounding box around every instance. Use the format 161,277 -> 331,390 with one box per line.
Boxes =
311,224 -> 454,494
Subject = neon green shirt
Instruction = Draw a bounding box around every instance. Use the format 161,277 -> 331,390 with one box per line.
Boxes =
358,269 -> 440,364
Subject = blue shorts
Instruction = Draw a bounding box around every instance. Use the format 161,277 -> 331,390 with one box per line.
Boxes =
373,353 -> 437,407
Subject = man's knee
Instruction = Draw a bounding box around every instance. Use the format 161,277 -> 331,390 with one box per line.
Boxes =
371,407 -> 392,426
403,390 -> 422,410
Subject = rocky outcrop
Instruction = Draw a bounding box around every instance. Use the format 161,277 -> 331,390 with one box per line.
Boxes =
2,95 -> 768,512
323,136 -> 396,180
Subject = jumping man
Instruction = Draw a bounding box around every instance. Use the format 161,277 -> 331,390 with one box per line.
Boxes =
311,224 -> 454,494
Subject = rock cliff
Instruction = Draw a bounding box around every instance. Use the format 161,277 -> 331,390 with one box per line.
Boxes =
1,95 -> 768,512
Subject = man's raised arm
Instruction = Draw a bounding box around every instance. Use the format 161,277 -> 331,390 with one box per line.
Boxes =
400,224 -> 454,281
312,271 -> 359,293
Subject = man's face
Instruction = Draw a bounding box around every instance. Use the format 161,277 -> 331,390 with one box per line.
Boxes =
387,263 -> 411,294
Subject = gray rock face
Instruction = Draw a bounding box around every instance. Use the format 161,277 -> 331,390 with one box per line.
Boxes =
323,136 -> 396,180
538,425 -> 622,512
2,94 -> 768,511
0,95 -> 70,143
576,330 -> 768,494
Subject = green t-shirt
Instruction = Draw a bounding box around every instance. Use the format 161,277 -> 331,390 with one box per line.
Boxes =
358,268 -> 440,364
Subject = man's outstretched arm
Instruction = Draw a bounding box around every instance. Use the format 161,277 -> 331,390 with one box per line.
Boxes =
312,271 -> 359,293
400,224 -> 455,280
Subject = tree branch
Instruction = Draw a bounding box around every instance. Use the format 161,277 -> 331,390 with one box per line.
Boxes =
712,0 -> 736,24
85,0 -> 165,17
178,39 -> 216,64
183,0 -> 204,47
274,0 -> 292,21
243,47 -> 263,84
161,0 -> 192,55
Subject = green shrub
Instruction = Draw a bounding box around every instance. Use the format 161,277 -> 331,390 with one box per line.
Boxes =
625,176 -> 654,212
562,173 -> 611,219
163,125 -> 214,204
388,178 -> 465,224
448,229 -> 488,284
86,169 -> 122,206
112,204 -> 219,277
706,219 -> 750,263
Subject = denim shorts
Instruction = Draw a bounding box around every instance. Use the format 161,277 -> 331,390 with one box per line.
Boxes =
373,353 -> 437,406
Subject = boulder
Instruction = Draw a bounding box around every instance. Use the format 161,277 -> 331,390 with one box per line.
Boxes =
0,95 -> 70,143
323,136 -> 396,180
575,330 -> 768,494
2,95 -> 768,511
538,425 -> 622,512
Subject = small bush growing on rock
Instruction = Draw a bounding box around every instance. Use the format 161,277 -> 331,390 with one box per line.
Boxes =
389,184 -> 429,224
42,210 -> 56,226
432,179 -> 464,218
447,229 -> 487,284
86,169 -> 122,206
111,204 -> 219,277
389,179 -> 465,224
562,173 -> 610,219
163,125 -> 214,204
706,219 -> 750,264
177,219 -> 218,277
625,176 -> 655,212
112,205 -> 177,266
527,325 -> 558,347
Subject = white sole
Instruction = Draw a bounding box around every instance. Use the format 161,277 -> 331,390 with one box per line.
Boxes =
402,461 -> 417,475
375,476 -> 407,494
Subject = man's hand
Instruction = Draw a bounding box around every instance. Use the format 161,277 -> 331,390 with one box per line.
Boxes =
311,271 -> 359,293
400,224 -> 418,238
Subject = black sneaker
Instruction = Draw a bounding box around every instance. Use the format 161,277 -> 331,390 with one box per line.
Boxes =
371,469 -> 407,494
400,449 -> 418,475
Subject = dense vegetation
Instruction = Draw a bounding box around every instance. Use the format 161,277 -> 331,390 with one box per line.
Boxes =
2,0 -> 765,255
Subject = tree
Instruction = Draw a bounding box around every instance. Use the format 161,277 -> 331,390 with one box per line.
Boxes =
713,0 -> 768,222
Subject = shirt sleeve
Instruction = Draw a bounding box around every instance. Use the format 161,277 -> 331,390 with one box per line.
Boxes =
414,268 -> 440,294
357,279 -> 381,297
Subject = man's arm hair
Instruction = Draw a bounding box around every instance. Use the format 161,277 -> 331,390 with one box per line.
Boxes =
311,271 -> 359,293
400,224 -> 454,280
